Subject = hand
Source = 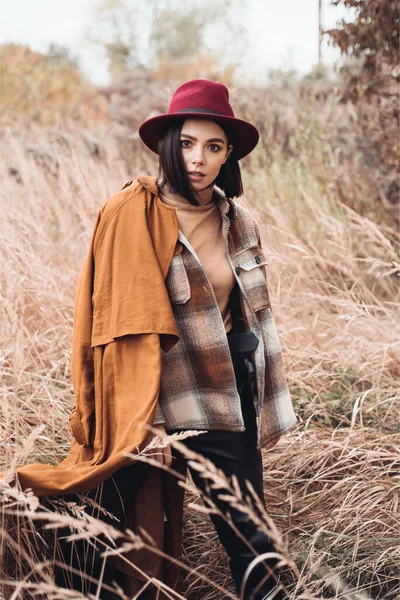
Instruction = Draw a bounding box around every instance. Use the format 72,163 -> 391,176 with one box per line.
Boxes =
145,425 -> 173,467
266,434 -> 281,450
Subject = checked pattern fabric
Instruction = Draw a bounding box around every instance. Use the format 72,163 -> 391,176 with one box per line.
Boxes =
153,190 -> 297,448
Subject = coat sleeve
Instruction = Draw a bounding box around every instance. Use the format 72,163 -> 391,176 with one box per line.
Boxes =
69,211 -> 101,447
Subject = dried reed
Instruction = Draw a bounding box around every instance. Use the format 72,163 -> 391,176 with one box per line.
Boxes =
1,82 -> 398,598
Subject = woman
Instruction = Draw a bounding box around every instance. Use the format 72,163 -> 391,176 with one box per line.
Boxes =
16,79 -> 296,599
134,79 -> 297,598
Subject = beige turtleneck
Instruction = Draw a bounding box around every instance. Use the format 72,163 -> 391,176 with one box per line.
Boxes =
160,189 -> 235,332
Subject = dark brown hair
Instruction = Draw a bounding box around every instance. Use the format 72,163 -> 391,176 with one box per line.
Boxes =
156,118 -> 243,207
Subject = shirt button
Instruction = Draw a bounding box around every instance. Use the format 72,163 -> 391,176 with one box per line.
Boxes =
255,256 -> 261,264
235,266 -> 241,275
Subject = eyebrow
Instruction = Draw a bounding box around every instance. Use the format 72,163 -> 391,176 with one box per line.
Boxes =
180,133 -> 225,144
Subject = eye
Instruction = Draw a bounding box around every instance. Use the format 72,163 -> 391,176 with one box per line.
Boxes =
209,144 -> 221,152
180,139 -> 192,148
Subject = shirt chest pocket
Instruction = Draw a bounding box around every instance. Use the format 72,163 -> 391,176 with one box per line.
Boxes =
235,246 -> 270,312
166,244 -> 191,304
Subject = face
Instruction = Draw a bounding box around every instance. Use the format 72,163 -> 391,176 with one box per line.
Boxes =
180,118 -> 233,192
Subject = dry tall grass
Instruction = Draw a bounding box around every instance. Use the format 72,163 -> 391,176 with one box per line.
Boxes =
1,82 -> 399,599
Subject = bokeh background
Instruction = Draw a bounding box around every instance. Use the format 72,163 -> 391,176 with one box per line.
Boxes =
1,1 -> 399,599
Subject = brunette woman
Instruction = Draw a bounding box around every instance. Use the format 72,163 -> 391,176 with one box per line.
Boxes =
49,79 -> 297,600
136,79 -> 297,599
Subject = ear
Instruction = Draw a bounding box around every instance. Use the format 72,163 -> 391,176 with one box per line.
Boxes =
223,144 -> 233,164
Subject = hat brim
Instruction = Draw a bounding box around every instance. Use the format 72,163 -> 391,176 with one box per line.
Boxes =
138,112 -> 259,160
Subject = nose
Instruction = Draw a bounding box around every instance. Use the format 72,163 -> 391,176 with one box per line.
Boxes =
191,146 -> 205,165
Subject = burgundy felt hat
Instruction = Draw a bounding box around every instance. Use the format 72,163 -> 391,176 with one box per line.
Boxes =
138,79 -> 259,160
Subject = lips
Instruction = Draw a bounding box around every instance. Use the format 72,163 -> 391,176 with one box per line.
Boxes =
188,171 -> 206,180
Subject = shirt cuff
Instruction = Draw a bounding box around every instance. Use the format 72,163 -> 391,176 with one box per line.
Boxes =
153,402 -> 166,426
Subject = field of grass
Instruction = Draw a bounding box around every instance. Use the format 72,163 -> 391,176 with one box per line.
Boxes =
1,80 -> 399,599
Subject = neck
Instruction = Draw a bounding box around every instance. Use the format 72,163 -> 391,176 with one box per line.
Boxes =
193,181 -> 215,206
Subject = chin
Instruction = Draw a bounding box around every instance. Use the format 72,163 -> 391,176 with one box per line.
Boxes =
194,179 -> 213,190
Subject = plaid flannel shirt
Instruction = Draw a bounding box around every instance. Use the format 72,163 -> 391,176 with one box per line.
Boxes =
153,190 -> 297,448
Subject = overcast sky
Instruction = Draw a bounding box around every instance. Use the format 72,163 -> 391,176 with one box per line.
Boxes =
0,0 -> 354,85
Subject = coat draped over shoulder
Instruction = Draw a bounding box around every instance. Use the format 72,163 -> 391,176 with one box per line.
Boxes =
6,176 -> 188,594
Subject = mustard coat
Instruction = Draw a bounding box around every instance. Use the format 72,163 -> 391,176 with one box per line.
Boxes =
9,176 -> 188,594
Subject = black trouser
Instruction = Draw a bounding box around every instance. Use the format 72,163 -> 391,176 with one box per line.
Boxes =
167,346 -> 283,600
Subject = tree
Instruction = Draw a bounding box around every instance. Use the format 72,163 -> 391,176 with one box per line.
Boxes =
324,0 -> 400,209
87,0 -> 141,80
0,44 -> 106,125
46,43 -> 80,70
324,0 -> 399,98
87,0 -> 247,80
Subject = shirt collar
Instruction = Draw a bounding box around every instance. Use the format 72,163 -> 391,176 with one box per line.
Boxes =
213,186 -> 233,217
